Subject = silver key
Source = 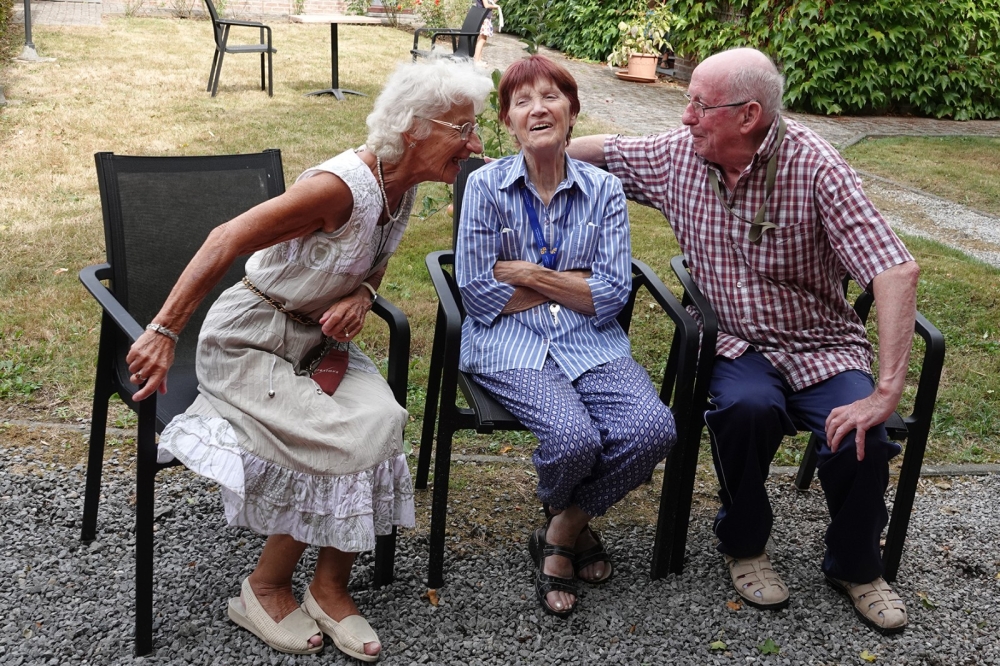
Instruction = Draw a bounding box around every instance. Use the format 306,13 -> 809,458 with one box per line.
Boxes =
549,303 -> 561,327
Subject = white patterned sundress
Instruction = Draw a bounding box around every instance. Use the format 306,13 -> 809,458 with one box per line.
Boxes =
157,149 -> 417,553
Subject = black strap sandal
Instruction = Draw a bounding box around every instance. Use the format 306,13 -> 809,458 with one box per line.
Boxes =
574,526 -> 614,585
527,527 -> 579,618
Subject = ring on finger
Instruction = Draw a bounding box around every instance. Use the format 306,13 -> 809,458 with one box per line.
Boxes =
136,372 -> 144,381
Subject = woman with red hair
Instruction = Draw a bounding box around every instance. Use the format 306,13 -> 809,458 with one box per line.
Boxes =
455,55 -> 677,617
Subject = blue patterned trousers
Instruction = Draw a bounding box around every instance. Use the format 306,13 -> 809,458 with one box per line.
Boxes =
473,356 -> 676,517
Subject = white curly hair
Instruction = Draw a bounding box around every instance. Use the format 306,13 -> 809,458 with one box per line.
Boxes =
366,59 -> 494,162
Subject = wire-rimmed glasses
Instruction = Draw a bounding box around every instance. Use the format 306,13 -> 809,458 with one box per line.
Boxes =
684,93 -> 754,118
417,117 -> 480,141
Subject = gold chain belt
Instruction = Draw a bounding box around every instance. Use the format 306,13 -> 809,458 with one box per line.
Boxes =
242,276 -> 318,327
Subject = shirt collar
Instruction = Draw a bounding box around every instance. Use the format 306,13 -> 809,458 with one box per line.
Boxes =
498,151 -> 588,199
750,115 -> 784,169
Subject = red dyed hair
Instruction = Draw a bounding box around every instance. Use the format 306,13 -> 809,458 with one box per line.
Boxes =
498,55 -> 581,139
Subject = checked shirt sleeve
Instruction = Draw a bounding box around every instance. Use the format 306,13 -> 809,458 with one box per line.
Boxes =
816,162 -> 914,290
455,171 -> 516,326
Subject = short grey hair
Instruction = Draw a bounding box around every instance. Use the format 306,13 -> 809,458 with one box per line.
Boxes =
725,52 -> 785,121
366,59 -> 494,162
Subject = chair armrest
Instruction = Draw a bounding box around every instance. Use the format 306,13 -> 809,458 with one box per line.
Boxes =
425,251 -> 465,392
907,311 -> 945,431
79,263 -> 145,344
631,259 -> 699,417
429,30 -> 480,49
217,18 -> 268,28
371,295 -> 411,410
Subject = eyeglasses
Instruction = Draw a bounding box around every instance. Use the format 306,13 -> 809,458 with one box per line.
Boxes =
684,93 -> 754,118
417,117 -> 480,141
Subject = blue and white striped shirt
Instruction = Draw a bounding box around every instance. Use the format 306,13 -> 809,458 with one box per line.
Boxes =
456,153 -> 632,380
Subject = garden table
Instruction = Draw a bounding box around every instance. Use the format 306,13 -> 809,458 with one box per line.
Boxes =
290,14 -> 383,100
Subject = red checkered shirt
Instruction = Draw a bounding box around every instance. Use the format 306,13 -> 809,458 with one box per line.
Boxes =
605,117 -> 914,391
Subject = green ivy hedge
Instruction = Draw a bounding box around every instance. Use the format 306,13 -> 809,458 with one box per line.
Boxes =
667,0 -> 1000,120
1,0 -> 18,61
501,0 -> 651,63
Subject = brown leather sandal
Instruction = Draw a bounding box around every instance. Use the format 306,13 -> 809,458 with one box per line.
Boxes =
528,526 -> 579,618
574,526 -> 614,585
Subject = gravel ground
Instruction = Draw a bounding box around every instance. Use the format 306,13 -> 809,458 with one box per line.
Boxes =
2,445 -> 999,665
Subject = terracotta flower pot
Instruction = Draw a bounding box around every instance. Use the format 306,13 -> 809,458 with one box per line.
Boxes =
627,54 -> 658,80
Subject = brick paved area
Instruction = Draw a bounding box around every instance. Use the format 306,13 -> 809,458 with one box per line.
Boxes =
12,0 -> 103,27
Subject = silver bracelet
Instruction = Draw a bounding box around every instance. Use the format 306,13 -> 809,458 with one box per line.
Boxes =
146,322 -> 179,343
360,281 -> 378,303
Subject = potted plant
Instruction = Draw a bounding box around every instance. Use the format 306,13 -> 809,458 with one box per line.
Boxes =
607,5 -> 675,81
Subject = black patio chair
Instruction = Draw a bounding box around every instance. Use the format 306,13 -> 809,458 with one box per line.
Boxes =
416,159 -> 701,589
410,5 -> 489,61
203,0 -> 275,97
81,150 -> 408,655
662,255 -> 945,582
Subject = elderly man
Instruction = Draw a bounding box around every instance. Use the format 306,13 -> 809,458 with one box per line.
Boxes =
568,47 -> 918,634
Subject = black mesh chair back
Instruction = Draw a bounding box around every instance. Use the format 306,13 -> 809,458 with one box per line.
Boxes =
82,150 -> 285,655
417,158 -> 701,588
97,151 -> 284,422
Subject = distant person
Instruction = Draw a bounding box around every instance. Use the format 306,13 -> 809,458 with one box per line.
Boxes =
456,55 -> 676,617
125,59 -> 492,660
568,47 -> 918,635
473,0 -> 500,63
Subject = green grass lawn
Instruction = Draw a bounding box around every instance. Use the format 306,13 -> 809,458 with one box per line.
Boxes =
1,18 -> 997,465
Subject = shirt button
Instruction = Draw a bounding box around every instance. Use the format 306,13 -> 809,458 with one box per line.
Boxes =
737,280 -> 743,288
741,317 -> 747,323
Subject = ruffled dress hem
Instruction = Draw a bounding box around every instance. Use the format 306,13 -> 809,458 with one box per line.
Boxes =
157,414 -> 415,553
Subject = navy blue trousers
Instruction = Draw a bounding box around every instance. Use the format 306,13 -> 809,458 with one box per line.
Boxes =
706,351 -> 901,582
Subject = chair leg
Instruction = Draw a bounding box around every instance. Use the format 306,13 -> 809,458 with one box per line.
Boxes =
133,400 -> 158,656
259,27 -> 266,92
81,322 -> 115,543
208,48 -> 221,93
417,307 -> 447,489
212,27 -> 230,97
882,436 -> 926,582
795,434 -> 820,490
266,48 -> 273,97
372,527 -> 396,588
651,420 -> 702,578
426,423 -> 454,589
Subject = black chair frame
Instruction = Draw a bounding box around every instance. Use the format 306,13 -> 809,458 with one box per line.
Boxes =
663,255 -> 945,582
204,0 -> 275,97
81,150 -> 406,655
410,5 -> 489,61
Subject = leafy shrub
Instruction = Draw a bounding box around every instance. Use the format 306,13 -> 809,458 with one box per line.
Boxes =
666,0 -> 1000,120
1,0 -> 18,61
502,0 -> 652,63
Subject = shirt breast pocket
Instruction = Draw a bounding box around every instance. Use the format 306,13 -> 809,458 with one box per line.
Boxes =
567,222 -> 600,265
745,221 -> 814,283
499,227 -> 521,261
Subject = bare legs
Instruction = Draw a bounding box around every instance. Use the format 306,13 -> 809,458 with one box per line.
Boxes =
474,34 -> 487,61
246,535 -> 323,649
540,505 -> 590,612
245,535 -> 378,657
310,547 -> 381,658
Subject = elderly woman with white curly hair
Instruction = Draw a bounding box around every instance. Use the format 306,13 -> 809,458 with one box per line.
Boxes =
124,59 -> 492,661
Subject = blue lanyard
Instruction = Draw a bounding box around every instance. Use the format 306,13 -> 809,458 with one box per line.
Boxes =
519,186 -> 574,270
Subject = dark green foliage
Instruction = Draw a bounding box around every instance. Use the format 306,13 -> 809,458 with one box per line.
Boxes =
667,0 -> 1000,120
502,0 -> 651,62
1,0 -> 18,61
